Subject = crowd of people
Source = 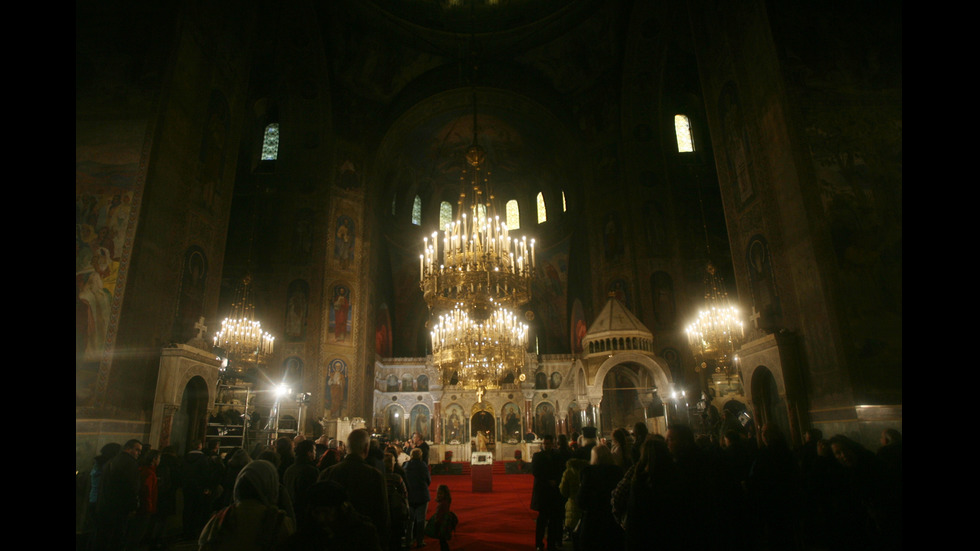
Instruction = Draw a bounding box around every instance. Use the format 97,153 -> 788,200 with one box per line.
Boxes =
76,430 -> 447,551
531,424 -> 902,551
78,423 -> 901,551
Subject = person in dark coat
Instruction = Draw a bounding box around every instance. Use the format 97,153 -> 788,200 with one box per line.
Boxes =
615,439 -> 682,551
319,429 -> 390,550
531,434 -> 564,551
183,441 -> 223,540
284,440 -> 320,532
404,447 -> 431,548
576,444 -> 623,551
283,481 -> 382,551
573,427 -> 598,461
95,439 -> 142,550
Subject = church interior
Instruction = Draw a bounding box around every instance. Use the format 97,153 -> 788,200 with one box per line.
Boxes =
76,0 -> 902,471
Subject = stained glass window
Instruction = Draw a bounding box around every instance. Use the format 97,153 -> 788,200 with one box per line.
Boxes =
674,114 -> 694,153
536,192 -> 547,224
506,200 -> 520,229
412,195 -> 422,225
262,123 -> 279,160
439,201 -> 452,229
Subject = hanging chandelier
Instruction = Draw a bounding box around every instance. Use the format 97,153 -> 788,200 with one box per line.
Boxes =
420,83 -> 534,390
430,304 -> 528,390
213,274 -> 275,366
419,145 -> 535,320
685,262 -> 743,375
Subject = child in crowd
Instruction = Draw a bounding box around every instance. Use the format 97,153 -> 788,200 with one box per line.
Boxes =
427,484 -> 457,551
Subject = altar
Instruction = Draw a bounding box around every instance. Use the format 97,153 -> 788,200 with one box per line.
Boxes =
471,451 -> 493,492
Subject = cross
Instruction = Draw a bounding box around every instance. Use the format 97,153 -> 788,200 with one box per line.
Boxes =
195,316 -> 208,339
749,307 -> 762,329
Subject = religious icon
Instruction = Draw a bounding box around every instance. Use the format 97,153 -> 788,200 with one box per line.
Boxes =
326,358 -> 347,418
334,215 -> 355,270
503,403 -> 521,443
330,285 -> 352,342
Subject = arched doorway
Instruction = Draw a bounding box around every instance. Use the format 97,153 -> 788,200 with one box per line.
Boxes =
171,375 -> 209,455
471,408 -> 495,453
592,353 -> 672,436
751,366 -> 789,441
385,404 -> 407,441
600,363 -> 658,434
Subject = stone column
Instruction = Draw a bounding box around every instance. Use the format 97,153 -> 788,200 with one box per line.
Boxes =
557,409 -> 568,436
433,400 -> 443,444
523,389 -> 535,437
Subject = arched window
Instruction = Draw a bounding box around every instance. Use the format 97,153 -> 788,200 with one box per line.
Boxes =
261,123 -> 280,160
674,114 -> 694,153
506,199 -> 520,229
536,192 -> 547,224
561,191 -> 567,212
439,201 -> 453,229
412,195 -> 422,225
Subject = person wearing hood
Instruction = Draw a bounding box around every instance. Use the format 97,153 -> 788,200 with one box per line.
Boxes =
198,459 -> 295,550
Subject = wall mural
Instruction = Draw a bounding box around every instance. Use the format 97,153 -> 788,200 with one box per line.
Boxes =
534,402 -> 556,438
337,160 -> 360,191
719,82 -> 755,206
650,271 -> 676,329
444,403 -> 466,444
745,235 -> 780,330
199,91 -> 229,211
410,404 -> 430,440
325,358 -> 348,418
603,211 -> 624,261
174,247 -> 208,343
285,279 -> 309,342
329,284 -> 352,343
608,278 -> 632,311
532,236 -> 570,353
283,356 -> 303,390
334,215 -> 355,270
501,402 -> 522,443
76,130 -> 141,406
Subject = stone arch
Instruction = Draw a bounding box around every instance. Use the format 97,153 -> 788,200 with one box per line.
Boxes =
171,375 -> 211,456
385,403 -> 408,441
591,352 -> 672,394
748,365 -> 790,442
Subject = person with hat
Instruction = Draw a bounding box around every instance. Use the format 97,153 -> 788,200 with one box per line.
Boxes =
574,427 -> 599,461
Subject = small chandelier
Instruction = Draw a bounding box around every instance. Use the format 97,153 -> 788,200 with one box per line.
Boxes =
685,262 -> 743,375
213,274 -> 275,366
430,304 -> 528,390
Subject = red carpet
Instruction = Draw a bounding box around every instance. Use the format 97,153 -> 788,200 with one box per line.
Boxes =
426,470 -> 536,550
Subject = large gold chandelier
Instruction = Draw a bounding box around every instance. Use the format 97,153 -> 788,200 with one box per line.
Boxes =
420,88 -> 533,390
430,305 -> 528,389
419,145 -> 535,320
685,262 -> 743,376
213,274 -> 275,366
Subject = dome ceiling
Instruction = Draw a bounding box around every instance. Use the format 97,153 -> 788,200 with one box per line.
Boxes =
375,87 -> 577,201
